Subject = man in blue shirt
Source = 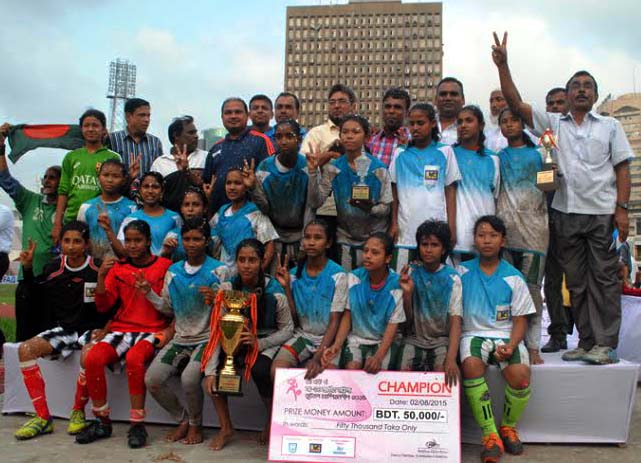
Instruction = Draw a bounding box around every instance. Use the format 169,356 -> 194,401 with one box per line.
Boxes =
107,98 -> 163,178
203,97 -> 275,216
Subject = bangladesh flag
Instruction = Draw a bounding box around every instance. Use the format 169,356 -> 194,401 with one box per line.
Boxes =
7,124 -> 85,163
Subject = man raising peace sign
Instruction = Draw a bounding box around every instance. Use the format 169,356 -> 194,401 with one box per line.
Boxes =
492,31 -> 633,366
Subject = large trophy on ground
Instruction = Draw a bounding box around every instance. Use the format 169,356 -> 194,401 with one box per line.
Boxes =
536,128 -> 560,192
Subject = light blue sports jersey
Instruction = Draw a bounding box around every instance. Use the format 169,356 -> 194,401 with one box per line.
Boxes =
290,259 -> 347,337
347,267 -> 405,342
118,208 -> 182,256
77,196 -> 136,259
390,142 -> 461,247
408,263 -> 462,349
327,153 -> 392,244
210,201 -> 278,269
256,154 -> 309,237
163,256 -> 228,344
496,146 -> 548,254
453,146 -> 500,253
458,258 -> 535,339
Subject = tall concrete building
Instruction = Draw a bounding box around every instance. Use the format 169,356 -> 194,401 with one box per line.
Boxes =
284,0 -> 443,127
598,93 -> 641,259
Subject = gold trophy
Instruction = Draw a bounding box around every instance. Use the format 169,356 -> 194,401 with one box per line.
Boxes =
536,128 -> 560,192
217,290 -> 250,395
351,155 -> 371,201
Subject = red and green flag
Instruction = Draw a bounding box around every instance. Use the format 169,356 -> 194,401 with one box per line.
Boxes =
7,124 -> 85,163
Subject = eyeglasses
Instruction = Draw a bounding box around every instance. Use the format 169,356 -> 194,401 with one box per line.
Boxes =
274,132 -> 298,141
328,98 -> 350,106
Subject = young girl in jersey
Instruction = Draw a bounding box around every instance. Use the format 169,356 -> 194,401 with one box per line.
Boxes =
271,219 -> 347,379
202,238 -> 294,451
389,103 -> 461,271
76,220 -> 173,449
398,220 -> 462,386
52,109 -> 120,243
209,169 -> 278,274
77,159 -> 136,259
14,222 -> 106,440
452,106 -> 500,264
318,115 -> 393,271
458,215 -> 535,463
118,172 -> 182,256
162,187 -> 209,262
244,119 -> 324,271
323,232 -> 407,373
145,218 -> 229,445
496,108 -> 548,365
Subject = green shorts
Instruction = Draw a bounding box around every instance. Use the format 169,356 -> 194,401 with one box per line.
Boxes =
460,336 -> 529,370
341,339 -> 400,370
274,334 -> 318,366
159,341 -> 206,367
398,343 -> 448,371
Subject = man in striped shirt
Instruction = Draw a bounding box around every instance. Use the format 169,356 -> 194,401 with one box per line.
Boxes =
107,98 -> 164,178
367,87 -> 411,167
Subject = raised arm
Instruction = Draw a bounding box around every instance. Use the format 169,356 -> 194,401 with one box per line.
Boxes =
491,32 -> 533,128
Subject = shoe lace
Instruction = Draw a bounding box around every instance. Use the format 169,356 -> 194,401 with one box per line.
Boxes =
500,426 -> 520,442
482,432 -> 503,449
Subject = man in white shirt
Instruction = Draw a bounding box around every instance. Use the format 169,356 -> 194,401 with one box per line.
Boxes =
492,32 -> 633,365
434,77 -> 465,145
151,116 -> 207,212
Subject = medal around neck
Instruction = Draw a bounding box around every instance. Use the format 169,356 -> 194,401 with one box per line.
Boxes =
536,128 -> 560,192
351,155 -> 371,201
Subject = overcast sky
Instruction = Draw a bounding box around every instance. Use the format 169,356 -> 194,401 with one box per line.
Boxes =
1,0 -> 640,206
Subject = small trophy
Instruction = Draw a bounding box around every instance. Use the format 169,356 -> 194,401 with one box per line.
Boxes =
217,290 -> 251,395
351,155 -> 370,201
536,128 -> 560,192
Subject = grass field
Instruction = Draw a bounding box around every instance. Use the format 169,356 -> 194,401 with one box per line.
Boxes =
0,283 -> 16,342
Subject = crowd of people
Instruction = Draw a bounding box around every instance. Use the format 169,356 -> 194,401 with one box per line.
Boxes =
0,32 -> 634,463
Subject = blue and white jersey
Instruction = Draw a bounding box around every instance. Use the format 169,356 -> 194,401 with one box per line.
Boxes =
252,154 -> 322,243
458,258 -> 535,339
290,259 -> 347,341
158,256 -> 229,345
209,201 -> 279,270
390,142 -> 461,247
346,267 -> 405,344
453,146 -> 500,254
496,146 -> 548,255
118,208 -> 182,256
407,264 -> 462,349
322,152 -> 393,245
77,196 -> 136,259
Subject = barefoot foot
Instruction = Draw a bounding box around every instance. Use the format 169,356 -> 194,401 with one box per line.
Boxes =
209,429 -> 234,451
181,425 -> 203,445
529,349 -> 544,365
165,421 -> 189,442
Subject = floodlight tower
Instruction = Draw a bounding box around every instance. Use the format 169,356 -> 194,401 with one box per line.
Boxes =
107,59 -> 137,132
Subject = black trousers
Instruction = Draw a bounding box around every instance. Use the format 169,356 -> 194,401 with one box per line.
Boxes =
552,211 -> 620,349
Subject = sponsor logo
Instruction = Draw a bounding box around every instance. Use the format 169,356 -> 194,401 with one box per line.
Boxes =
309,443 -> 322,454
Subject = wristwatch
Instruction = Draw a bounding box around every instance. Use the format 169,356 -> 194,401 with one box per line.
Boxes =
616,202 -> 630,210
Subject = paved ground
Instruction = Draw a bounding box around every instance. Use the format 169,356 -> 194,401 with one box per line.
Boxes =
1,386 -> 639,463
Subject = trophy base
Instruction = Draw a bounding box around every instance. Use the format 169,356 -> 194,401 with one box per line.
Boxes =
351,185 -> 370,201
536,169 -> 559,192
217,374 -> 243,396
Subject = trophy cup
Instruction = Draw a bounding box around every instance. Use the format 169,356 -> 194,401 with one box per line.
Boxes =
351,156 -> 370,201
536,128 -> 560,192
217,290 -> 251,395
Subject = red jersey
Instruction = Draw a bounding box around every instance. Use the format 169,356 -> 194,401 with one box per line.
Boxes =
95,256 -> 172,333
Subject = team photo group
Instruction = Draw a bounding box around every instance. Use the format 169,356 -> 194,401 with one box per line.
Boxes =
0,32 -> 633,463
